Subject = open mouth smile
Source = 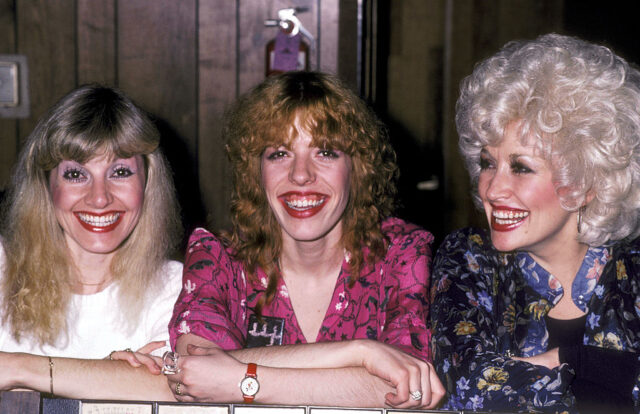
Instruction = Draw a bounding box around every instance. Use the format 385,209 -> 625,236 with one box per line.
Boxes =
74,211 -> 124,233
491,207 -> 529,231
279,192 -> 328,218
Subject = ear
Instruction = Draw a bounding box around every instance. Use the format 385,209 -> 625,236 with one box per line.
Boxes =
556,185 -> 593,209
584,189 -> 596,205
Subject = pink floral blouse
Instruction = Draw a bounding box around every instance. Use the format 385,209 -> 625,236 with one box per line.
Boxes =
169,217 -> 434,361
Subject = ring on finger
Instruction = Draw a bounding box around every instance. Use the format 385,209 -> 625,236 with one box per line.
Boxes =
108,350 -> 116,360
125,348 -> 133,353
161,351 -> 181,375
410,390 -> 423,401
175,382 -> 184,396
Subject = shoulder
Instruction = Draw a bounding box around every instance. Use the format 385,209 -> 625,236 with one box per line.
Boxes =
187,227 -> 226,252
437,227 -> 493,257
185,228 -> 235,263
433,227 -> 503,277
184,228 -> 243,282
610,236 -> 640,258
381,217 -> 434,252
161,260 -> 183,286
140,260 -> 184,304
608,236 -> 640,278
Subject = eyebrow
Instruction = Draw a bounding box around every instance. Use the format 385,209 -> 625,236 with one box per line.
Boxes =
480,149 -> 531,161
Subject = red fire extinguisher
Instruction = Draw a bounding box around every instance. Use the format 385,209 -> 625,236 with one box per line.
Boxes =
265,8 -> 314,77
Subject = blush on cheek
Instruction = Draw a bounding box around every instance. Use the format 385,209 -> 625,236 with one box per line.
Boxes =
531,182 -> 559,205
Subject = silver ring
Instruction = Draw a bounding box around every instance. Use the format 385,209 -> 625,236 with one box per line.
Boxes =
161,351 -> 181,375
410,390 -> 423,401
175,382 -> 183,396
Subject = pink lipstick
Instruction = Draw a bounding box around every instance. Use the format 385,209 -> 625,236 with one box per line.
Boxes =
74,211 -> 124,233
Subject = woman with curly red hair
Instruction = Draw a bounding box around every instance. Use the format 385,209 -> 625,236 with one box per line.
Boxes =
164,71 -> 444,408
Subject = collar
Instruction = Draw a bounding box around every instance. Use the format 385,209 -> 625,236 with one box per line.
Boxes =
517,246 -> 610,312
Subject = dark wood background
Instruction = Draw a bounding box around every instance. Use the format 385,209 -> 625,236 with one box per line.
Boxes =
2,0 -> 638,245
0,0 -> 341,236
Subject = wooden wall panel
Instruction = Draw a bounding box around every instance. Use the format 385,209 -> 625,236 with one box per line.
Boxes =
443,0 -> 565,233
198,0 -> 238,230
77,0 -> 116,85
118,0 -> 205,232
237,1 -> 275,94
118,0 -> 197,154
443,0 -> 483,232
0,0 -> 18,188
319,0 -> 339,73
16,0 -> 76,142
0,0 -> 346,233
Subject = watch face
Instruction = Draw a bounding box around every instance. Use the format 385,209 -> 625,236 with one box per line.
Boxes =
240,377 -> 259,396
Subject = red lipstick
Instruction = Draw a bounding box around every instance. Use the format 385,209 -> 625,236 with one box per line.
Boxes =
74,211 -> 124,233
490,206 -> 529,232
278,192 -> 328,219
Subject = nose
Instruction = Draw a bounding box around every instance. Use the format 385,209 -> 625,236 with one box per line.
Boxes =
289,154 -> 315,186
484,169 -> 512,202
85,177 -> 113,208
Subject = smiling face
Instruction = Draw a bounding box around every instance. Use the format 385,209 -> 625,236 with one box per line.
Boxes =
49,155 -> 146,258
260,123 -> 352,245
478,123 -> 578,261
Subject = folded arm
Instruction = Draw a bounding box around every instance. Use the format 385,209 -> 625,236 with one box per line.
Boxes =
171,333 -> 442,408
0,351 -> 175,401
431,229 -> 573,412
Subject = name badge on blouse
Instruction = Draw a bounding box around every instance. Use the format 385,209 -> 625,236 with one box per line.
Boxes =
245,314 -> 285,348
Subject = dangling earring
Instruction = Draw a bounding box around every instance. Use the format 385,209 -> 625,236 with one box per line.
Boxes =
577,206 -> 585,233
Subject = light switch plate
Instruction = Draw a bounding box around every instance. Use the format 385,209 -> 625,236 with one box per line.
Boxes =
0,54 -> 30,118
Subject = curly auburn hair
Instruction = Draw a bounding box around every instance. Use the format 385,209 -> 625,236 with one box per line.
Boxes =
0,84 -> 182,346
457,33 -> 640,246
224,71 -> 398,314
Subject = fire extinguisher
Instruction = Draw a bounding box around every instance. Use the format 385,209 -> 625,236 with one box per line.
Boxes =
264,7 -> 314,77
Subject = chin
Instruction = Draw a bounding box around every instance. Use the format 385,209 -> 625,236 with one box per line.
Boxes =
79,239 -> 126,254
489,235 -> 521,253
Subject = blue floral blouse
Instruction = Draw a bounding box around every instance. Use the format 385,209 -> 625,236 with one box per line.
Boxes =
431,228 -> 640,413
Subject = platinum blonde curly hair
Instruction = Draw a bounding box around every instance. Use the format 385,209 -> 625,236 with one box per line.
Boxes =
0,84 -> 182,346
457,33 -> 640,246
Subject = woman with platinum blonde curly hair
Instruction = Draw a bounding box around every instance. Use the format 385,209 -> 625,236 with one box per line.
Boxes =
431,34 -> 640,413
0,84 -> 183,400
162,71 -> 444,409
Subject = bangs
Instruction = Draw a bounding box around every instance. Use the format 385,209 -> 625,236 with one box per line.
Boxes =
304,110 -> 351,154
36,122 -> 158,171
257,108 -> 351,155
29,85 -> 160,171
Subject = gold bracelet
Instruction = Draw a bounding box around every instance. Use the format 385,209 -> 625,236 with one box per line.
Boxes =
48,356 -> 54,395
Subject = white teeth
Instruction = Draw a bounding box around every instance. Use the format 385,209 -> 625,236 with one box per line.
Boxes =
493,209 -> 528,224
286,198 -> 325,210
77,212 -> 120,227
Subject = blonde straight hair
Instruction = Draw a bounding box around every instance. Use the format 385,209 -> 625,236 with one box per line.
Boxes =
0,85 -> 182,346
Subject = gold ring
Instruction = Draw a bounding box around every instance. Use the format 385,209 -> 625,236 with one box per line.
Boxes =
125,348 -> 133,353
175,382 -> 183,396
108,351 -> 116,360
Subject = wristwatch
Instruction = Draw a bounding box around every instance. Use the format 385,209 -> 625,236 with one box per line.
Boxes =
239,363 -> 259,403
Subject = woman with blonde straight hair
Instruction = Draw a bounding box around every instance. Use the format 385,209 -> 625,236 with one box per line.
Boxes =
0,84 -> 183,400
